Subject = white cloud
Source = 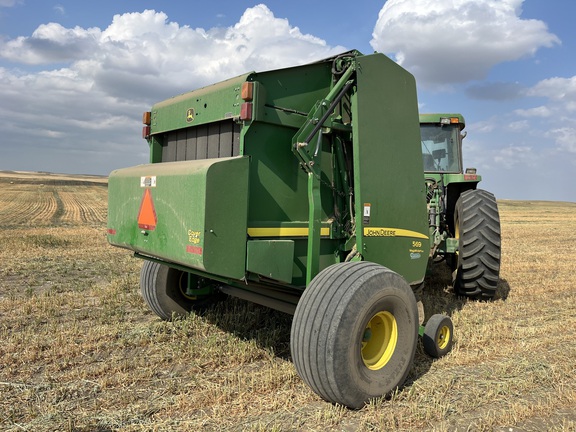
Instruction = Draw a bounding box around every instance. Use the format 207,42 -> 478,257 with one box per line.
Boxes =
547,128 -> 576,153
468,120 -> 495,134
527,76 -> 576,98
0,6 -> 345,174
526,76 -> 576,111
0,23 -> 101,64
493,145 -> 537,169
513,75 -> 576,154
508,120 -> 528,131
514,106 -> 552,118
370,0 -> 560,86
1,7 -> 345,98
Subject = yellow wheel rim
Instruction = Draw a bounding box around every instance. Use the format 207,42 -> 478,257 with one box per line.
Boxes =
361,311 -> 398,370
437,325 -> 451,350
455,218 -> 460,239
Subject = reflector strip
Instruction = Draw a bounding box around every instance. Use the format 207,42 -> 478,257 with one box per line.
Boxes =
247,227 -> 330,237
240,102 -> 253,121
137,188 -> 157,230
241,82 -> 254,101
186,245 -> 203,255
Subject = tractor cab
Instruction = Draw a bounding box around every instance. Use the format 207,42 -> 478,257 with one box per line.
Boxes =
420,114 -> 464,173
419,113 -> 480,214
419,112 -> 481,192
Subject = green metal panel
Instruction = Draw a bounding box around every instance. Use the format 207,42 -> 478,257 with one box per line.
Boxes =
151,74 -> 250,134
351,53 -> 430,285
249,60 -> 333,121
107,157 -> 249,279
237,60 -> 339,286
246,240 -> 295,283
149,136 -> 163,163
242,123 -> 335,225
241,60 -> 334,227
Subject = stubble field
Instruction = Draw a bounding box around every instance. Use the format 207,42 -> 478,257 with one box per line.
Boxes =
0,171 -> 575,431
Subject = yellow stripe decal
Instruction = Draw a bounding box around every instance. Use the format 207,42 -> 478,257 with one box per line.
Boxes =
248,227 -> 330,237
363,227 -> 428,239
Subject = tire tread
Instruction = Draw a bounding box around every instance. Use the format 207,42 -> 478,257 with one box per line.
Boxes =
454,189 -> 501,300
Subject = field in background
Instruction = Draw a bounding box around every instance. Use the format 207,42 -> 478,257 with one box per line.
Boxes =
0,172 -> 575,431
0,171 -> 107,228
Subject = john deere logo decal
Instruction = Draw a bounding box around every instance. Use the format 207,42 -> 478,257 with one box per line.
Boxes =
186,108 -> 195,123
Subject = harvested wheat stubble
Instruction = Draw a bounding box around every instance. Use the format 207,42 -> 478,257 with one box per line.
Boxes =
0,174 -> 106,227
0,174 -> 575,431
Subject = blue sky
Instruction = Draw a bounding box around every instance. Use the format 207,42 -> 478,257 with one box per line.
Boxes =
1,0 -> 575,201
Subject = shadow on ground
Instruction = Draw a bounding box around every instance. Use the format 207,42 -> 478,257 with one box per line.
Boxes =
407,259 -> 512,387
199,296 -> 293,360
189,260 -> 512,401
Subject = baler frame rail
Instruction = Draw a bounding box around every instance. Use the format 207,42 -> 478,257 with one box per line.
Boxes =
134,252 -> 302,314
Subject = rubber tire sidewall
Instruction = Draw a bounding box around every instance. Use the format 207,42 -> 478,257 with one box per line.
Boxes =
423,314 -> 453,358
140,260 -> 193,320
291,262 -> 419,409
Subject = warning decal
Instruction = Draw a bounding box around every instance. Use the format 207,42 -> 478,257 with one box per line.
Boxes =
140,176 -> 156,187
363,203 -> 371,224
137,188 -> 157,230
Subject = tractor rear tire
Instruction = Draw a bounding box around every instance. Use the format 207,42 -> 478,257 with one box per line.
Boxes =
453,189 -> 501,300
290,262 -> 419,409
140,260 -> 215,320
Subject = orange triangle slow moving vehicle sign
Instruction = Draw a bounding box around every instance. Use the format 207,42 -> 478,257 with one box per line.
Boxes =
138,188 -> 157,230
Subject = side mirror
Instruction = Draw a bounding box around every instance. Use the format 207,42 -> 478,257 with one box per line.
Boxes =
432,149 -> 446,160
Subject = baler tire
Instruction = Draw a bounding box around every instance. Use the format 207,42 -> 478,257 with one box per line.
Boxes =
453,189 -> 501,300
290,262 -> 419,409
423,314 -> 453,358
140,260 -> 203,320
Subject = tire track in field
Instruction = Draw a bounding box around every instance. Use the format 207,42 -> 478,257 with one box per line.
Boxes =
50,188 -> 65,224
58,190 -> 79,223
60,190 -> 87,223
56,188 -> 107,225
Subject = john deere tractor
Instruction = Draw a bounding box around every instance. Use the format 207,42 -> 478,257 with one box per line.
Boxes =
420,114 -> 501,300
107,51 -> 499,408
